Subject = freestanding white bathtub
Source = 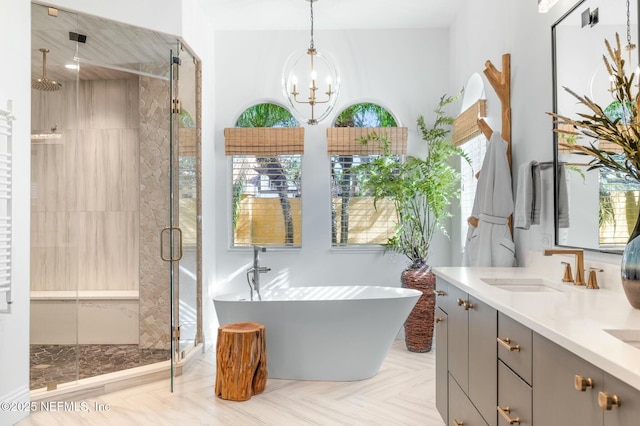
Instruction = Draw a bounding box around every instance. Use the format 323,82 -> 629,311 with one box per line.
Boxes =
213,285 -> 421,381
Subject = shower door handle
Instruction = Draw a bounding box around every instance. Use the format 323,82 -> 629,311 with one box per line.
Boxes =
160,226 -> 183,261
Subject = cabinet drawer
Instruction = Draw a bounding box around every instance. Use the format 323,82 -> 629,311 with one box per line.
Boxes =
449,372 -> 489,426
497,312 -> 532,385
435,277 -> 450,313
498,361 -> 531,425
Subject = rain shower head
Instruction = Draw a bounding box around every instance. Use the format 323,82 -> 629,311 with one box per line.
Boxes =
32,48 -> 62,92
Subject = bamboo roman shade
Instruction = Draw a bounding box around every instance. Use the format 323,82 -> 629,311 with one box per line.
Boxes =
452,99 -> 487,147
326,127 -> 407,155
224,127 -> 305,155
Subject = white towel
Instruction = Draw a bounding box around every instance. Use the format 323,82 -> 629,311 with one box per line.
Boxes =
532,163 -> 541,224
558,165 -> 570,228
514,161 -> 539,229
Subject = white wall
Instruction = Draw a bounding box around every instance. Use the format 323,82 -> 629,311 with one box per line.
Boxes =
211,28 -> 453,316
449,0 -> 624,274
0,1 -> 32,424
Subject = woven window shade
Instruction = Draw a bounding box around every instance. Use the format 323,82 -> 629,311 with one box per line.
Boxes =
224,127 -> 305,155
179,128 -> 197,156
452,100 -> 487,147
326,127 -> 407,155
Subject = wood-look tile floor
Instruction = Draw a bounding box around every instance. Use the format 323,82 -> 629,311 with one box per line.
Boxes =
19,340 -> 444,426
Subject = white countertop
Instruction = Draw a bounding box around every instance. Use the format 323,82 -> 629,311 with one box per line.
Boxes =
433,266 -> 640,391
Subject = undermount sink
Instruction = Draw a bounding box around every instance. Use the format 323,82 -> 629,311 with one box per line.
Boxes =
604,329 -> 640,350
481,277 -> 562,293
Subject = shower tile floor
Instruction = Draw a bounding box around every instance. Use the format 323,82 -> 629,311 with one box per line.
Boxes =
30,345 -> 170,390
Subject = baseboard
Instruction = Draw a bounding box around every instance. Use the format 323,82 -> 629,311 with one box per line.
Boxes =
0,385 -> 30,426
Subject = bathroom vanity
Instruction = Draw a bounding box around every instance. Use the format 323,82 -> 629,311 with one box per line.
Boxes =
433,267 -> 640,426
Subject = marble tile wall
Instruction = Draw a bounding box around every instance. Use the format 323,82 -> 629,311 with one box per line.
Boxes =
31,79 -> 140,292
138,75 -> 171,350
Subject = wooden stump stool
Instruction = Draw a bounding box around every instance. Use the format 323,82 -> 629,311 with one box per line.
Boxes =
215,322 -> 267,401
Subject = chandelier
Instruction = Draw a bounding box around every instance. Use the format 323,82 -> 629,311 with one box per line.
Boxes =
282,0 -> 340,125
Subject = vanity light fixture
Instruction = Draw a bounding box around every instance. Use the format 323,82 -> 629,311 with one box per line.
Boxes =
282,0 -> 340,125
538,0 -> 560,13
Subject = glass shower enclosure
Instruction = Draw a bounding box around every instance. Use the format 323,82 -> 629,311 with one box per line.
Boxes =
30,3 -> 200,393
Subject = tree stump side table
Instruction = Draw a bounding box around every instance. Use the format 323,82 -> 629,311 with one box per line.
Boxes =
215,322 -> 267,401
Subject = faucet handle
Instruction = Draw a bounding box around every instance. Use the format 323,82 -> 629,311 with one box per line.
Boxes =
587,268 -> 603,289
561,261 -> 574,283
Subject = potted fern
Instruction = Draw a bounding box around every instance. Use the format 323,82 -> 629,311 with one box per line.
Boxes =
358,94 -> 468,352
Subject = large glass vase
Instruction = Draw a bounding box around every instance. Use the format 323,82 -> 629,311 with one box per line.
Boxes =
621,212 -> 640,309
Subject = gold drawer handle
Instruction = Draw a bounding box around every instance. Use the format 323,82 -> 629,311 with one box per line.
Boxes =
598,391 -> 621,410
457,298 -> 474,310
574,375 -> 594,391
497,406 -> 521,425
435,317 -> 443,324
497,337 -> 521,352
435,290 -> 446,296
453,420 -> 464,426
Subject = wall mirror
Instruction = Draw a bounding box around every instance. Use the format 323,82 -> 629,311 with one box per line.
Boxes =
553,0 -> 639,252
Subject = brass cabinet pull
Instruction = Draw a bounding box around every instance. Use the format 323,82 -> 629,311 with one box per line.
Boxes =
598,391 -> 621,410
453,420 -> 464,426
497,337 -> 521,352
497,406 -> 521,425
574,375 -> 594,391
435,290 -> 446,296
456,298 -> 473,310
435,317 -> 443,324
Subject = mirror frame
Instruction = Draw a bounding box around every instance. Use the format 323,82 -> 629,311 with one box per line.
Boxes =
552,0 -> 640,253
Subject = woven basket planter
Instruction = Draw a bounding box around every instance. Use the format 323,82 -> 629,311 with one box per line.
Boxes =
401,265 -> 436,353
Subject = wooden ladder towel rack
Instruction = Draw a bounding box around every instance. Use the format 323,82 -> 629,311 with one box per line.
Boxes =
469,53 -> 512,229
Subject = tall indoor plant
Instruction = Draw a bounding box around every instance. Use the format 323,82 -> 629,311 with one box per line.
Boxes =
550,34 -> 640,308
359,94 -> 468,351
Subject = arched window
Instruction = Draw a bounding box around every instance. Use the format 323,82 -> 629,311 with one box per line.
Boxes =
226,103 -> 303,247
328,103 -> 406,246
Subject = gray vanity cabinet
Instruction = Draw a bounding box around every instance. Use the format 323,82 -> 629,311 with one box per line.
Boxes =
601,372 -> 640,426
435,306 -> 448,424
532,332 -> 602,426
436,276 -> 640,426
445,283 -> 497,426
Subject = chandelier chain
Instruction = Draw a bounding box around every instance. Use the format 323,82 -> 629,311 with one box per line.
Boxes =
627,0 -> 632,47
310,0 -> 315,50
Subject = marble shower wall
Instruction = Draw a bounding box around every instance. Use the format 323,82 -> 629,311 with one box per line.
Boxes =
31,79 -> 140,292
138,74 -> 171,350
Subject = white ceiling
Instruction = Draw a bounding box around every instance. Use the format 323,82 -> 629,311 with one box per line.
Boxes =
210,0 -> 465,31
31,0 -> 463,83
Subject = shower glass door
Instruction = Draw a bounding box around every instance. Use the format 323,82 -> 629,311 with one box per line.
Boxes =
175,44 -> 199,357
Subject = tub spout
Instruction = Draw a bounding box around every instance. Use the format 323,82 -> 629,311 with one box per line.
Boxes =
247,246 -> 271,300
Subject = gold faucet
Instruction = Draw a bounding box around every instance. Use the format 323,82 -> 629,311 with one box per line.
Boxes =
587,267 -> 603,289
544,249 -> 586,286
